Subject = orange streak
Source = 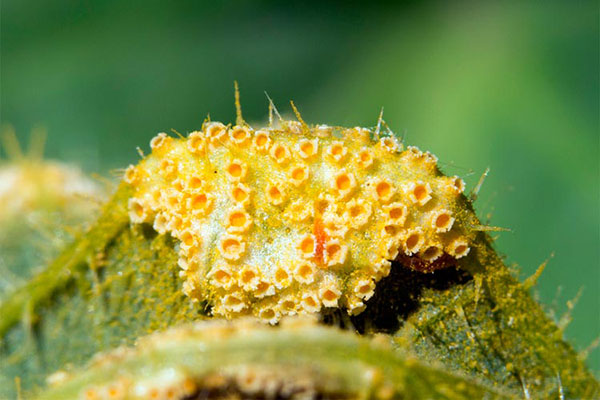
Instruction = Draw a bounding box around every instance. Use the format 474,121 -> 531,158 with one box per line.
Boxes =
313,217 -> 328,266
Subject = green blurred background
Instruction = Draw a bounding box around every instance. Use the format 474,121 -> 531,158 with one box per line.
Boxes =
1,0 -> 598,370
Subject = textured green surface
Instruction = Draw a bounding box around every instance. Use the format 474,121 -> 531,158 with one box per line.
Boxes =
0,186 -> 206,398
0,184 -> 597,399
0,160 -> 103,301
37,319 -> 515,400
399,238 -> 596,398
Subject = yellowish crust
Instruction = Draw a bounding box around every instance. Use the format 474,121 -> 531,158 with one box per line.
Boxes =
125,122 -> 473,322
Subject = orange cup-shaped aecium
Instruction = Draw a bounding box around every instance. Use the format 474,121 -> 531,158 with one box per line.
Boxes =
177,256 -> 190,272
186,174 -> 203,190
301,292 -> 322,313
326,141 -> 348,163
354,277 -> 376,301
382,224 -> 401,239
153,212 -> 169,235
372,258 -> 392,281
356,147 -> 374,169
319,277 -> 341,308
172,178 -> 185,192
313,124 -> 332,137
166,213 -> 186,236
344,198 -> 372,229
380,135 -> 400,153
229,125 -> 252,146
324,239 -> 348,267
273,265 -> 292,289
345,296 -> 366,316
286,120 -> 303,134
294,261 -> 316,284
452,176 -> 466,194
222,292 -> 247,313
380,236 -> 401,260
230,183 -> 251,207
205,122 -> 228,146
150,132 -> 171,152
431,209 -> 455,233
421,245 -> 443,262
403,228 -> 425,256
257,307 -> 280,325
322,213 -> 349,239
209,263 -> 236,289
405,145 -> 423,158
149,187 -> 162,206
442,175 -> 466,195
252,130 -> 271,152
320,288 -> 341,308
225,208 -> 252,233
265,182 -> 286,205
187,191 -> 213,215
179,243 -> 201,265
424,150 -> 438,164
343,126 -> 370,142
404,146 -> 437,167
296,138 -> 319,159
162,188 -> 181,210
404,181 -> 432,206
128,197 -> 148,224
332,170 -> 356,198
177,228 -> 199,249
447,238 -> 470,259
297,234 -> 317,259
384,202 -> 408,227
278,297 -> 299,316
254,280 -> 275,299
238,264 -> 260,291
225,159 -> 248,182
315,194 -> 337,215
289,164 -> 310,187
124,164 -> 138,185
370,177 -> 396,203
159,158 -> 178,180
219,234 -> 246,261
269,142 -> 291,165
187,131 -> 206,154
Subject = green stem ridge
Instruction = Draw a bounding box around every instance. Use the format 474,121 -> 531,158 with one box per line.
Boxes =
37,318 -> 515,400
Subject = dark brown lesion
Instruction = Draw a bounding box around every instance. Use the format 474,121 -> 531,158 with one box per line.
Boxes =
395,252 -> 457,273
181,376 -> 352,400
321,259 -> 472,334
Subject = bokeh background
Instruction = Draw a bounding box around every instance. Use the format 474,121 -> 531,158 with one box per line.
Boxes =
2,0 -> 598,370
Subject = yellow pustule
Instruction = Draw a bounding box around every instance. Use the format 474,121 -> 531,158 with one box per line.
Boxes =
125,121 -> 470,323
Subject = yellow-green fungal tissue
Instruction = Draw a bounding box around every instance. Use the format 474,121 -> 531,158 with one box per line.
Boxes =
125,120 -> 475,323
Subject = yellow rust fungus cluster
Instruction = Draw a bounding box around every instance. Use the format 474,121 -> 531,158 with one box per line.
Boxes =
125,121 -> 472,323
